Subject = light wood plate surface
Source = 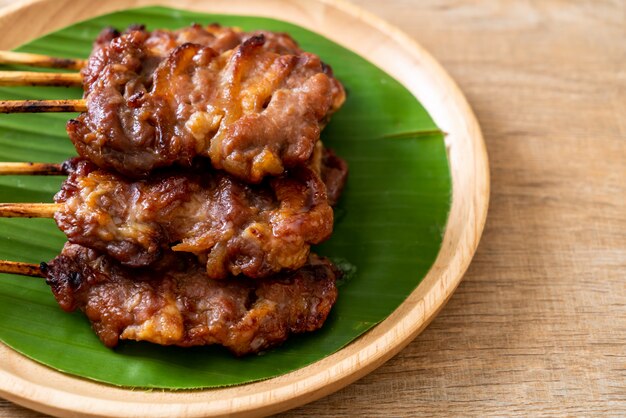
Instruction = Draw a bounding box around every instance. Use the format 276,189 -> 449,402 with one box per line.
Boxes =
0,0 -> 488,416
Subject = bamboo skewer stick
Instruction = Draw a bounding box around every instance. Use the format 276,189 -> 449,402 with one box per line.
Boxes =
0,260 -> 43,277
0,51 -> 85,70
0,52 -> 86,280
0,203 -> 60,218
0,71 -> 82,87
0,162 -> 64,175
0,99 -> 86,113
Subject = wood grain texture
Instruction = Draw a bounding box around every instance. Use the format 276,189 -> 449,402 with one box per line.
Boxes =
1,0 -> 624,416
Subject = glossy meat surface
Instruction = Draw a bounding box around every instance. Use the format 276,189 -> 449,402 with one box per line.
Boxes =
68,25 -> 345,180
43,243 -> 338,355
54,156 -> 339,279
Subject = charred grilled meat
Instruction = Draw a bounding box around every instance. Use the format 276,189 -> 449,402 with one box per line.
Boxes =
42,243 -> 338,355
68,25 -> 345,181
53,150 -> 347,279
33,24 -> 349,355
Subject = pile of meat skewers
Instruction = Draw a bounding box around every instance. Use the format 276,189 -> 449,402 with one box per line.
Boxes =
0,24 -> 348,355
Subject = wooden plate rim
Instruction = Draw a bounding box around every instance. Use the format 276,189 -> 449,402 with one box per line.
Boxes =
0,0 -> 489,416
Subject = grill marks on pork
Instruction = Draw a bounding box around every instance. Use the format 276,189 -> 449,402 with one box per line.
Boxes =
54,157 -> 338,279
43,243 -> 338,355
68,25 -> 345,181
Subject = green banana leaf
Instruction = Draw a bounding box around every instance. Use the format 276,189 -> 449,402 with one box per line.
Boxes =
0,6 -> 450,389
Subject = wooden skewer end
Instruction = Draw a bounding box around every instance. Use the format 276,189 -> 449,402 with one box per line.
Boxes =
0,162 -> 64,175
0,203 -> 60,218
0,70 -> 82,87
0,260 -> 44,277
0,99 -> 86,113
0,50 -> 85,70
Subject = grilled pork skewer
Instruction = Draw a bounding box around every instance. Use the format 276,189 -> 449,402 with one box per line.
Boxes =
0,244 -> 339,355
0,150 -> 347,280
0,25 -> 345,184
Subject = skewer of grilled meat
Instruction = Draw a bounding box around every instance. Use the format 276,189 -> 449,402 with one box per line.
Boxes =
53,147 -> 346,279
68,24 -> 345,181
41,243 -> 338,355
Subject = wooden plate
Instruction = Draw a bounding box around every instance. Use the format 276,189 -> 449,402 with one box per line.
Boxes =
0,0 -> 489,416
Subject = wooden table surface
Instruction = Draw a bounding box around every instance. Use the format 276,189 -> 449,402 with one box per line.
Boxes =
1,0 -> 624,416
